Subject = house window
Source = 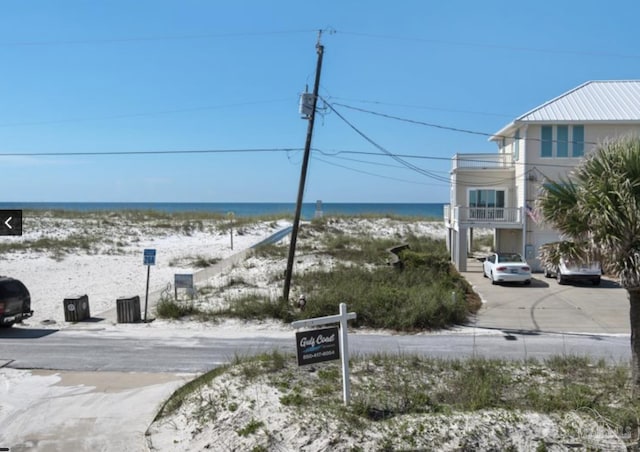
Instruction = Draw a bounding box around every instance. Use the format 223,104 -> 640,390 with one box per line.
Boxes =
573,125 -> 584,157
469,189 -> 505,219
541,126 -> 553,157
541,125 -> 585,158
514,129 -> 520,161
557,125 -> 568,157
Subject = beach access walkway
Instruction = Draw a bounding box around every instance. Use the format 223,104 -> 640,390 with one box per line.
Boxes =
94,225 -> 293,324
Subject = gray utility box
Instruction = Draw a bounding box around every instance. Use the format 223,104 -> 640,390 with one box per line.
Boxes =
116,295 -> 141,323
63,294 -> 91,322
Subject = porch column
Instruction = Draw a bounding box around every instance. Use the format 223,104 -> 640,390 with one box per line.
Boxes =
455,227 -> 468,272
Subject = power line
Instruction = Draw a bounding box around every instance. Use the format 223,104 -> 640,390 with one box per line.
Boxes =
0,142 -> 559,189
330,101 -> 603,146
319,101 -> 575,188
0,98 -> 294,128
323,99 -> 530,186
314,152 -> 520,188
321,100 -> 453,184
0,30 -> 316,47
317,151 -> 414,171
0,144 -> 582,174
319,149 -> 579,170
0,148 -> 304,157
313,155 -> 442,187
315,146 -> 538,188
331,101 -> 497,139
7,27 -> 635,60
323,96 -> 512,119
336,30 -> 640,60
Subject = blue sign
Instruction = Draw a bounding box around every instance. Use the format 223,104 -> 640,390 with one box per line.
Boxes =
143,249 -> 156,266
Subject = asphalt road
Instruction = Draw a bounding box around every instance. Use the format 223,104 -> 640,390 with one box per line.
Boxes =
0,324 -> 630,373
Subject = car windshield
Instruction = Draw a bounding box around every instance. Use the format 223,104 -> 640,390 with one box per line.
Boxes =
499,253 -> 524,263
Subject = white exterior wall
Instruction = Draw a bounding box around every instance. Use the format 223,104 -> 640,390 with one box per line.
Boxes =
516,122 -> 640,270
522,123 -> 640,180
449,115 -> 640,272
452,170 -> 516,207
495,229 -> 522,253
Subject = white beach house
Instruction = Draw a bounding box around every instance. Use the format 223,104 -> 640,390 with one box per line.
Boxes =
445,80 -> 640,272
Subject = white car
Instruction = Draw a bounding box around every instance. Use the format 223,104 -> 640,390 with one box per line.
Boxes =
483,252 -> 532,285
544,258 -> 601,286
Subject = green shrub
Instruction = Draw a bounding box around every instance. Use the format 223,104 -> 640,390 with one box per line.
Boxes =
237,418 -> 264,437
221,294 -> 294,323
155,298 -> 199,319
280,392 -> 306,406
295,263 -> 468,330
193,256 -> 220,268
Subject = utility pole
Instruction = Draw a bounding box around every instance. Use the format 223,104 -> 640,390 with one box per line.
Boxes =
283,32 -> 324,302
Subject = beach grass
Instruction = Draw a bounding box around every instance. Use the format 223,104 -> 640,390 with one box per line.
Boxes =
157,224 -> 479,331
156,352 -> 639,449
10,209 -> 472,331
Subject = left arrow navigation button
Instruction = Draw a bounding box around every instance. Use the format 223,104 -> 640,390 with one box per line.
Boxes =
0,210 -> 22,236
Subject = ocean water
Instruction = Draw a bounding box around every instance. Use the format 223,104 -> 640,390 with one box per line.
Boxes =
0,202 -> 446,220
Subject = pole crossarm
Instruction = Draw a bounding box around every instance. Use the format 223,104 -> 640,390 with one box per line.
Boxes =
291,311 -> 357,329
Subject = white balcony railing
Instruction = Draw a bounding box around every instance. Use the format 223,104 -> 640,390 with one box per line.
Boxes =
444,205 -> 523,226
452,153 -> 514,170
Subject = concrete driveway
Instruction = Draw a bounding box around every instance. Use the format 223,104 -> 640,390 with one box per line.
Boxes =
462,257 -> 630,335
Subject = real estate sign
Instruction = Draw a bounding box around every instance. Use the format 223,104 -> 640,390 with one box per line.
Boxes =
295,326 -> 340,366
291,303 -> 357,405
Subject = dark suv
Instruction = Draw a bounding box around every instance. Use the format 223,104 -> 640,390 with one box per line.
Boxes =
0,276 -> 33,327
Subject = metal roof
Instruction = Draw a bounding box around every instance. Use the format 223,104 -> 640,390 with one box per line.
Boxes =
517,80 -> 640,122
491,80 -> 640,141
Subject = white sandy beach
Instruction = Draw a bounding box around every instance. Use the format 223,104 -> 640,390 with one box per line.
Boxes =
1,215 -> 288,325
1,214 -> 450,326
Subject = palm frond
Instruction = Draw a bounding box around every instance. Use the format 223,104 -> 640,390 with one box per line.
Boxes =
538,136 -> 640,289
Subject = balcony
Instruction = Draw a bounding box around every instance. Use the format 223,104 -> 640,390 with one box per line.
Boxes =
452,153 -> 514,171
444,205 -> 523,228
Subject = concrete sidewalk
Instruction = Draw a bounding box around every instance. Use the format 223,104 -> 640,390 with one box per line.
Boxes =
0,369 -> 193,452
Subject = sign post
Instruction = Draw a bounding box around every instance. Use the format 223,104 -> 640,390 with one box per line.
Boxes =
291,303 -> 357,405
143,249 -> 156,322
227,211 -> 234,250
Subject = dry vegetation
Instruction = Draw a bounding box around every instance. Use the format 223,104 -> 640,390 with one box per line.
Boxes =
149,352 -> 637,451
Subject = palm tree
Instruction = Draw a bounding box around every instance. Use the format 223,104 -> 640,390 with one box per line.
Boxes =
538,136 -> 640,394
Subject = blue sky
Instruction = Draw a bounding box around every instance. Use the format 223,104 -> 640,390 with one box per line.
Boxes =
2,1 -> 640,203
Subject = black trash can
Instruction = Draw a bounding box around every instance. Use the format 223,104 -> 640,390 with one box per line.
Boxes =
63,294 -> 90,322
116,296 -> 141,323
